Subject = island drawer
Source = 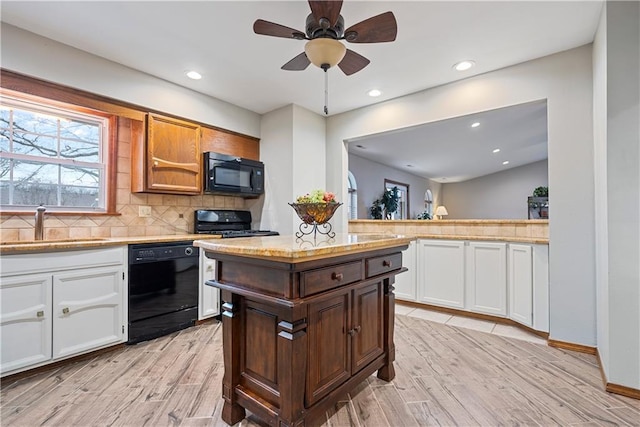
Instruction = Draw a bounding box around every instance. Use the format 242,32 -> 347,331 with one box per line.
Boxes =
366,252 -> 402,278
301,261 -> 363,296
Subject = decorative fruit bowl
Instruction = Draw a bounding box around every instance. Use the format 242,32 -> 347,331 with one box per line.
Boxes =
288,202 -> 342,238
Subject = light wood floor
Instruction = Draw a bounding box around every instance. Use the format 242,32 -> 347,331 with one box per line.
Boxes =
2,312 -> 639,427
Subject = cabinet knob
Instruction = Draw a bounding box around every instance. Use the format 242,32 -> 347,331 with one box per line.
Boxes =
331,272 -> 343,281
62,307 -> 70,315
36,310 -> 44,318
383,260 -> 393,268
154,161 -> 159,167
347,325 -> 361,336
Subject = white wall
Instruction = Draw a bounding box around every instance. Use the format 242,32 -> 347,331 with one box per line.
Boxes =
442,160 -> 548,219
328,45 -> 596,346
0,24 -> 261,138
348,153 -> 441,219
594,1 -> 640,390
258,105 -> 326,235
593,1 -> 610,382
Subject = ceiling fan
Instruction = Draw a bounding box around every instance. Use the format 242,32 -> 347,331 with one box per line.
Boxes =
253,0 -> 398,76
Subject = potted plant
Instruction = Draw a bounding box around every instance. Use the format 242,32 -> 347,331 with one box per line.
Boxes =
370,187 -> 400,220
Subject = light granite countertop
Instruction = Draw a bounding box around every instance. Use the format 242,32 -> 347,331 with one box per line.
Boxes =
194,233 -> 413,263
406,234 -> 548,244
0,234 -> 221,255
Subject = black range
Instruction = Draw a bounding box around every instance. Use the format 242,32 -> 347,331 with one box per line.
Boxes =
194,209 -> 279,238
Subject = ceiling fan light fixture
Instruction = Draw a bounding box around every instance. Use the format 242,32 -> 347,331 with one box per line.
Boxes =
304,38 -> 346,69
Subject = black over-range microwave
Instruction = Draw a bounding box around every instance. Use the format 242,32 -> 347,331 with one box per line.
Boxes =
203,152 -> 264,197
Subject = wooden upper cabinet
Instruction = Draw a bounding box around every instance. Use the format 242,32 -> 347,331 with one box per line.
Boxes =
131,113 -> 201,194
201,127 -> 260,161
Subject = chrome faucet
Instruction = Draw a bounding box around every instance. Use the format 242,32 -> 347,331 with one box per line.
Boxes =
34,205 -> 46,240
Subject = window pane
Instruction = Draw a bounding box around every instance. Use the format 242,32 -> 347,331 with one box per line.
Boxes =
0,108 -> 10,129
60,185 -> 99,208
60,138 -> 99,162
0,182 -> 9,204
12,131 -> 58,158
0,133 -> 9,152
12,182 -> 59,206
13,160 -> 58,185
60,165 -> 99,187
13,110 -> 58,136
60,119 -> 100,144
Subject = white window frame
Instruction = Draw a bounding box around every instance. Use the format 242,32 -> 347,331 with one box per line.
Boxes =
347,170 -> 358,219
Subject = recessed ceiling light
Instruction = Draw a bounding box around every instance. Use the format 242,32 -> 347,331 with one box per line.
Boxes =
453,60 -> 475,71
471,122 -> 480,128
493,148 -> 501,153
186,70 -> 202,80
368,89 -> 382,97
502,160 -> 510,165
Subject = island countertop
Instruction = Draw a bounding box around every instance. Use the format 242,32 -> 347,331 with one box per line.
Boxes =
194,233 -> 413,263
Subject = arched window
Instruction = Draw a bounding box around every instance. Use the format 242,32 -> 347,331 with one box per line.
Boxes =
425,189 -> 433,216
347,171 -> 357,219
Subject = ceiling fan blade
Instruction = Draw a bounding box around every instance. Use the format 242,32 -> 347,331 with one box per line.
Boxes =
281,52 -> 311,71
308,0 -> 343,27
253,19 -> 306,39
344,11 -> 397,43
338,49 -> 370,76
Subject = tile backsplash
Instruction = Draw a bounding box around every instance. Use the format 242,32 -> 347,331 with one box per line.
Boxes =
0,118 -> 246,242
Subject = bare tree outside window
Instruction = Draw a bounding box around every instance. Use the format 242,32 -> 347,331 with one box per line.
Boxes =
0,97 -> 108,211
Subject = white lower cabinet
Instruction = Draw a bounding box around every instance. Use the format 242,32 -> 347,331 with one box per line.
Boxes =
52,266 -> 123,359
0,246 -> 127,376
412,238 -> 549,333
465,242 -> 507,316
417,240 -> 465,309
394,240 -> 417,301
508,244 -> 533,327
0,274 -> 52,373
199,251 -> 220,320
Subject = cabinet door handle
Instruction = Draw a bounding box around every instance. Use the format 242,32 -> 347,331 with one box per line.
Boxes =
347,325 -> 361,336
331,272 -> 343,281
62,307 -> 70,315
36,310 -> 44,318
154,160 -> 159,167
383,260 -> 393,267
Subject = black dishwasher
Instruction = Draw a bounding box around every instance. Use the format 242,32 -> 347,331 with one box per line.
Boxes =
128,241 -> 199,344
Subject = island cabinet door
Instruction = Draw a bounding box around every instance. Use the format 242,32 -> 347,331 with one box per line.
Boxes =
306,289 -> 351,407
351,281 -> 384,374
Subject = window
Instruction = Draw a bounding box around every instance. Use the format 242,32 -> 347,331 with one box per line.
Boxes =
347,171 -> 358,219
0,95 -> 110,212
425,189 -> 433,216
384,179 -> 409,220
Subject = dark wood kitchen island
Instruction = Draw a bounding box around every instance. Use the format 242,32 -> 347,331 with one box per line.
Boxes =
194,234 -> 411,427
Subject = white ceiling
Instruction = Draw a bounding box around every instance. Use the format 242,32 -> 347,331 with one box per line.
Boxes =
0,0 -> 602,181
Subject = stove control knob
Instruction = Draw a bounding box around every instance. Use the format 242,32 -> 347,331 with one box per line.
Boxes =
185,247 -> 193,256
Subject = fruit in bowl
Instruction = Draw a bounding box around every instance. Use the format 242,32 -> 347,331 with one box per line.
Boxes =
295,190 -> 336,204
290,190 -> 341,225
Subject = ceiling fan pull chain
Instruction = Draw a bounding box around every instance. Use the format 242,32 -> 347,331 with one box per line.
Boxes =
324,67 -> 329,115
